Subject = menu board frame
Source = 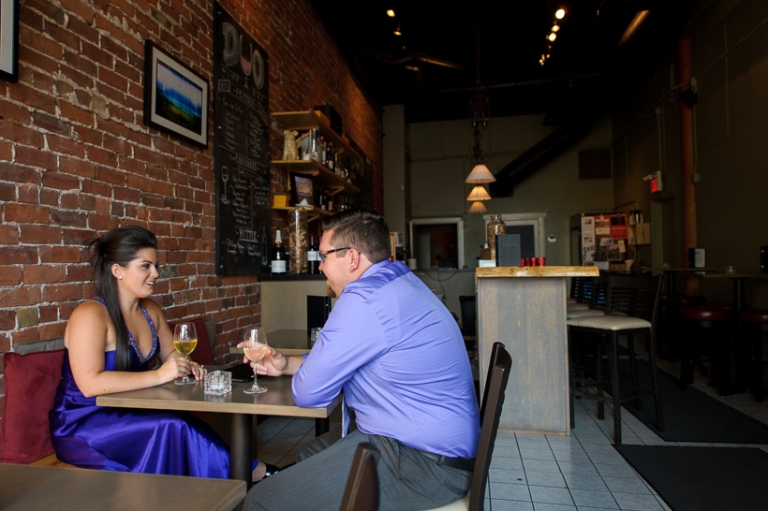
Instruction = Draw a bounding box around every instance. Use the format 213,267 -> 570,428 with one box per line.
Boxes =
213,3 -> 271,275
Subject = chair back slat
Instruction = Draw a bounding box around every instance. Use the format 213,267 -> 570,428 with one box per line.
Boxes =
468,345 -> 513,511
606,274 -> 662,322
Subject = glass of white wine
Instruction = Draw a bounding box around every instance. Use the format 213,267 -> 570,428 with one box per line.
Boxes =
243,327 -> 269,394
173,322 -> 198,386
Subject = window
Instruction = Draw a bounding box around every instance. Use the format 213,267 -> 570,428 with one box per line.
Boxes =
408,217 -> 465,270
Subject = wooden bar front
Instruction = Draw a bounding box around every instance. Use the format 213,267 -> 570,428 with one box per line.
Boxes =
476,266 -> 599,435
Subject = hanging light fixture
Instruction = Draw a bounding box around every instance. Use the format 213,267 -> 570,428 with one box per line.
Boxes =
468,201 -> 488,214
466,185 -> 491,201
466,163 -> 495,184
465,14 -> 494,212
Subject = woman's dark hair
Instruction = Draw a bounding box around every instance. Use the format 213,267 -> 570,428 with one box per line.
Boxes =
321,209 -> 390,263
86,226 -> 157,371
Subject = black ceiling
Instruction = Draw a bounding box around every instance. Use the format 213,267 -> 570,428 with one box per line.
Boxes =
310,0 -> 694,124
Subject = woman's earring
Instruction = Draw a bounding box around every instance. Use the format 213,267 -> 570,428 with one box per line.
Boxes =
118,276 -> 123,280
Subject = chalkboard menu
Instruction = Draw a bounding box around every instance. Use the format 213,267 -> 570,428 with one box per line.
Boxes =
213,3 -> 271,275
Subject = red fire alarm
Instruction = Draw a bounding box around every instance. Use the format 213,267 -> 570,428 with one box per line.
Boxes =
644,171 -> 662,193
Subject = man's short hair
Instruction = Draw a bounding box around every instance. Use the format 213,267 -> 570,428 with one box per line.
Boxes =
321,209 -> 391,264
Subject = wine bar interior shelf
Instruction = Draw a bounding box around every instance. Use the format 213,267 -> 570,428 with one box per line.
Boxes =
272,110 -> 359,159
271,160 -> 359,195
272,205 -> 333,223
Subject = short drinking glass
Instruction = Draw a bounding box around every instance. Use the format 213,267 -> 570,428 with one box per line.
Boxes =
173,322 -> 198,386
243,328 -> 269,394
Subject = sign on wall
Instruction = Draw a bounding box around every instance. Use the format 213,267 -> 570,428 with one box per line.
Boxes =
213,2 -> 271,275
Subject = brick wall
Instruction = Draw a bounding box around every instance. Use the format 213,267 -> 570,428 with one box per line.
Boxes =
0,0 -> 383,413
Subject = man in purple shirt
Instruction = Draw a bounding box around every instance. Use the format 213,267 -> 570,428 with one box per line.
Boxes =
244,209 -> 479,511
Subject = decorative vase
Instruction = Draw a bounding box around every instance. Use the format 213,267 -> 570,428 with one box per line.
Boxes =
486,214 -> 506,262
288,208 -> 308,274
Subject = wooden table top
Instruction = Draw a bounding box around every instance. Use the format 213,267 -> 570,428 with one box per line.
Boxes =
703,272 -> 768,279
96,374 -> 339,418
0,463 -> 245,511
477,266 -> 600,278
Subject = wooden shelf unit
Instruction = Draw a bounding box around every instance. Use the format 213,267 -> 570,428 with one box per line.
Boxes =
271,159 -> 359,195
272,205 -> 333,223
271,110 -> 358,159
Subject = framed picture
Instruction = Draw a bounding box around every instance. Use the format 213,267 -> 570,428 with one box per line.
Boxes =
0,0 -> 19,82
143,40 -> 209,146
291,173 -> 314,206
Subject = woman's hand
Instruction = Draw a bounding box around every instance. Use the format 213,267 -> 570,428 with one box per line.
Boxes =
158,356 -> 194,383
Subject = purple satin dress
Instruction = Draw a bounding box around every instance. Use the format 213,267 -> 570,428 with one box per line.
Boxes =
49,301 -> 230,478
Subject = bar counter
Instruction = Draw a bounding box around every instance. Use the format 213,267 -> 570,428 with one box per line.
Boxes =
476,265 -> 599,435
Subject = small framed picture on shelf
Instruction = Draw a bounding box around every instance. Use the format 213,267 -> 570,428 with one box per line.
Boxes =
291,173 -> 314,207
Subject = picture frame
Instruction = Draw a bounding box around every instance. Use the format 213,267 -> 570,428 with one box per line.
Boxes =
143,40 -> 208,147
0,0 -> 19,82
290,172 -> 314,206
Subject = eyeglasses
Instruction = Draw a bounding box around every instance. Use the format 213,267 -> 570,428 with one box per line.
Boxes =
318,247 -> 352,263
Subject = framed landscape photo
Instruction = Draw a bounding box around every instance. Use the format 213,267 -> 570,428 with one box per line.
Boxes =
0,0 -> 19,82
143,40 -> 209,146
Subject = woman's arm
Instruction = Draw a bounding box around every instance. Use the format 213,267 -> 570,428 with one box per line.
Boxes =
65,301 -> 189,397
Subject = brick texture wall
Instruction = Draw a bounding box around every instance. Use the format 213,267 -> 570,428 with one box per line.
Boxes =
0,0 -> 383,416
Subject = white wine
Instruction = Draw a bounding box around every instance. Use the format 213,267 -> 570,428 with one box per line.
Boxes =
270,228 -> 287,274
173,338 -> 198,356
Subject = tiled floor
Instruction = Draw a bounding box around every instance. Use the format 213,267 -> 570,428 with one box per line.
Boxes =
252,357 -> 768,511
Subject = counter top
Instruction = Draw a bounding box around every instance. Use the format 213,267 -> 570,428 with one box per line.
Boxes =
476,266 -> 600,278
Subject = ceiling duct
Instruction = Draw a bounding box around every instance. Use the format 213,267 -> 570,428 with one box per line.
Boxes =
488,112 -> 605,198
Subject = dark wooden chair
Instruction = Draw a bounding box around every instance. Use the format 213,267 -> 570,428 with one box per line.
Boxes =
425,343 -> 513,511
338,442 -> 381,511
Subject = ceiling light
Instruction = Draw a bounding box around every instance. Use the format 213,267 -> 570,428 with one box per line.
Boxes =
468,201 -> 488,214
394,24 -> 402,36
555,8 -> 565,20
466,185 -> 492,201
551,24 -> 560,32
404,65 -> 420,72
465,164 -> 496,184
386,9 -> 395,17
548,32 -> 557,42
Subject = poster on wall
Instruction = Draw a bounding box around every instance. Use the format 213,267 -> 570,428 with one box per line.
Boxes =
213,3 -> 271,275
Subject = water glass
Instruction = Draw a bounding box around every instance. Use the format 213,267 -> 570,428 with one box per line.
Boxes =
204,370 -> 232,395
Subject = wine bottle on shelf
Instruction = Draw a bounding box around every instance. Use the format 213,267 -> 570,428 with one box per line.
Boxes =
326,190 -> 334,212
270,229 -> 287,275
326,142 -> 334,170
307,235 -> 320,274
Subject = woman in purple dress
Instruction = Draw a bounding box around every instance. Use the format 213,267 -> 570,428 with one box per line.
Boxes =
50,226 -> 276,481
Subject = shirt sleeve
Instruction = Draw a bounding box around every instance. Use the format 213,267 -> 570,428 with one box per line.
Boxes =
292,291 -> 387,408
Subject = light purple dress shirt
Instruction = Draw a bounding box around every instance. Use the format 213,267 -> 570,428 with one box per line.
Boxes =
292,260 -> 480,458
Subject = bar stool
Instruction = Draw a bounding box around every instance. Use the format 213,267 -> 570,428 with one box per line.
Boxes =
739,309 -> 768,402
679,305 -> 733,394
659,293 -> 705,359
567,274 -> 665,444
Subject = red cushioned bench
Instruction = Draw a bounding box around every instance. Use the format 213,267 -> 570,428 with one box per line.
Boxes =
0,318 -> 215,466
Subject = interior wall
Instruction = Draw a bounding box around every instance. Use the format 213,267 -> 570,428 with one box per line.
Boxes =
0,0 -> 384,422
399,113 -> 615,269
612,0 -> 768,307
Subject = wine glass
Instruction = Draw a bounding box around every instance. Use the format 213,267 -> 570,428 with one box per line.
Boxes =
243,327 -> 269,394
220,165 -> 230,204
173,322 -> 198,386
240,37 -> 252,90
